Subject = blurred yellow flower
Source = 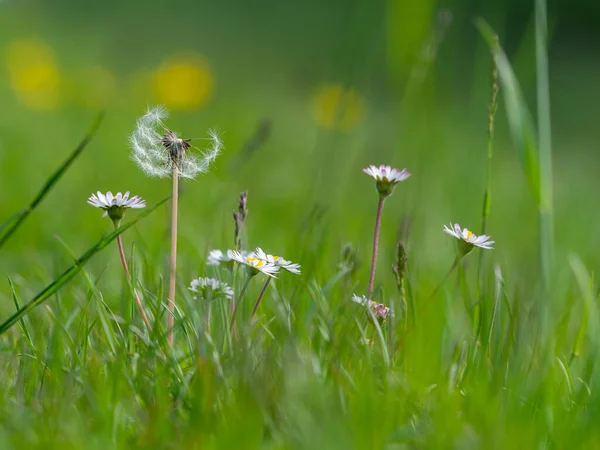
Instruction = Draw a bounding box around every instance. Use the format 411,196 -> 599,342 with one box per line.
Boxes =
152,53 -> 214,110
5,38 -> 61,110
312,84 -> 365,131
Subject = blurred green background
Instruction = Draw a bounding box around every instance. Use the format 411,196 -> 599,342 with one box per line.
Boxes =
3,1 -> 600,448
0,0 -> 599,307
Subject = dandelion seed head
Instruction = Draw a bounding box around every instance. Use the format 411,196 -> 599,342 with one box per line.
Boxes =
129,105 -> 223,179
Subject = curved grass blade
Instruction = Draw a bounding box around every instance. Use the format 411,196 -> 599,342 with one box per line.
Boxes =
0,197 -> 169,335
474,18 -> 540,205
0,112 -> 104,250
476,17 -> 553,287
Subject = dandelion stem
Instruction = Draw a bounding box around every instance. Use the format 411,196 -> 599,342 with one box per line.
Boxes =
250,277 -> 272,322
116,233 -> 152,332
368,196 -> 386,296
167,166 -> 179,346
230,275 -> 253,332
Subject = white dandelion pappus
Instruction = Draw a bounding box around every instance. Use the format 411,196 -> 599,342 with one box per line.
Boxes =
443,223 -> 495,253
352,294 -> 391,321
189,277 -> 234,300
87,191 -> 146,220
227,249 -> 280,277
254,248 -> 301,274
129,105 -> 223,179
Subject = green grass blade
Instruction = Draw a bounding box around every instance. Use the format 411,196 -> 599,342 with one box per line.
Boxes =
475,18 -> 541,205
7,277 -> 34,350
0,197 -> 169,335
535,0 -> 554,287
0,209 -> 27,234
0,112 -> 104,250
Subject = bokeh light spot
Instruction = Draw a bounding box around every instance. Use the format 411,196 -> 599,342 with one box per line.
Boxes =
152,53 -> 214,111
5,37 -> 61,110
313,84 -> 365,131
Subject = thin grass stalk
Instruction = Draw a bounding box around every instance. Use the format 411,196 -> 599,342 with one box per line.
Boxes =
475,36 -> 500,336
250,277 -> 272,322
535,0 -> 554,288
368,197 -> 385,296
167,166 -> 179,346
116,234 -> 152,332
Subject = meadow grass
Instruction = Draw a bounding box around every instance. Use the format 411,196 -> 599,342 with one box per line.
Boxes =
2,5 -> 600,449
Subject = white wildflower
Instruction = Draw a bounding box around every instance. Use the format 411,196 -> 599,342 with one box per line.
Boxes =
189,277 -> 234,300
207,249 -> 231,266
227,249 -> 280,277
363,164 -> 411,197
87,191 -> 145,223
443,223 -> 494,255
254,248 -> 301,274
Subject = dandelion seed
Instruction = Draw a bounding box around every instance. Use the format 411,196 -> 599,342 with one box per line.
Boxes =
87,191 -> 146,224
189,277 -> 234,300
129,105 -> 223,179
363,165 -> 411,198
227,249 -> 280,277
352,294 -> 391,322
443,223 -> 495,255
254,248 -> 301,274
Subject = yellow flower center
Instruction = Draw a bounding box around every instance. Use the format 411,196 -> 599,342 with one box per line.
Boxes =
466,230 -> 473,239
247,257 -> 264,267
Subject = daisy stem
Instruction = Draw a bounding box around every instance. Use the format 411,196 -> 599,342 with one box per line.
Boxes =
230,275 -> 253,333
167,166 -> 179,346
250,277 -> 272,322
116,233 -> 152,332
368,196 -> 386,297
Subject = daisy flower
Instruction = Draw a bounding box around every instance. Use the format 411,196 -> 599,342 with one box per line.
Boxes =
254,248 -> 301,274
129,105 -> 222,179
189,277 -> 234,300
227,249 -> 280,277
443,223 -> 495,255
87,191 -> 146,224
352,294 -> 391,321
363,164 -> 411,197
207,249 -> 232,266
